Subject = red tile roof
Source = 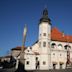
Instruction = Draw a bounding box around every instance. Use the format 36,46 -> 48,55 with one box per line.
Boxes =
11,46 -> 26,50
51,27 -> 72,43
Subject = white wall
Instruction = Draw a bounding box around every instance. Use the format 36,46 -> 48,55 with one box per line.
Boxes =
25,54 -> 35,70
50,41 -> 72,69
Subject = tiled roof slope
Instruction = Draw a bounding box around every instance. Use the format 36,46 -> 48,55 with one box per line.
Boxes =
11,46 -> 26,50
51,27 -> 72,43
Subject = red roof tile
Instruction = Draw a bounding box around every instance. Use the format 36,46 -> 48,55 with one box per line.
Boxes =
11,46 -> 26,50
51,27 -> 72,43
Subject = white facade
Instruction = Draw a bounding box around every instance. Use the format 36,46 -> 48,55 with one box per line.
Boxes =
24,8 -> 72,70
11,8 -> 72,70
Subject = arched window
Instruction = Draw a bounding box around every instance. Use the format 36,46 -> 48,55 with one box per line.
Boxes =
51,43 -> 56,48
64,45 -> 68,50
64,45 -> 71,50
58,44 -> 62,49
58,44 -> 62,47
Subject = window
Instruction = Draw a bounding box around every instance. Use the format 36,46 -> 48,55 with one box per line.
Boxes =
64,45 -> 67,50
43,33 -> 46,36
43,42 -> 46,47
36,57 -> 38,60
51,43 -> 56,48
27,50 -> 29,52
53,53 -> 55,55
26,61 -> 29,65
58,44 -> 62,49
43,61 -> 46,65
64,45 -> 71,50
58,44 -> 62,47
30,47 -> 32,49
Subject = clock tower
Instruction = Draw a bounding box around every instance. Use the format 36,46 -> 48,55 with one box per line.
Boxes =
39,8 -> 51,70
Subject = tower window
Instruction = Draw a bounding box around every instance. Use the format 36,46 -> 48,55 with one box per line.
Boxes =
43,42 -> 46,47
43,33 -> 46,36
26,61 -> 29,65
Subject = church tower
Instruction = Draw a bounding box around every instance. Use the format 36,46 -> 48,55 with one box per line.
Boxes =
39,8 -> 51,70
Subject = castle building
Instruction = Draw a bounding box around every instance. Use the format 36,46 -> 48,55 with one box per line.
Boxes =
11,8 -> 72,70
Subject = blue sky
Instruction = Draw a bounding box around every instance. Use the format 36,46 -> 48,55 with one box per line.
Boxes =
0,0 -> 72,56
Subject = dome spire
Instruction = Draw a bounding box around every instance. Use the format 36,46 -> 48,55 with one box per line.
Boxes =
39,8 -> 51,24
43,7 -> 48,18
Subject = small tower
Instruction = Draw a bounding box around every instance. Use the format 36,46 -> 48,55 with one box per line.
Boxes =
39,8 -> 51,70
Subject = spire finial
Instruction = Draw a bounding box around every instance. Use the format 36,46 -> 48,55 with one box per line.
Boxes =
43,6 -> 48,17
39,7 -> 51,24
